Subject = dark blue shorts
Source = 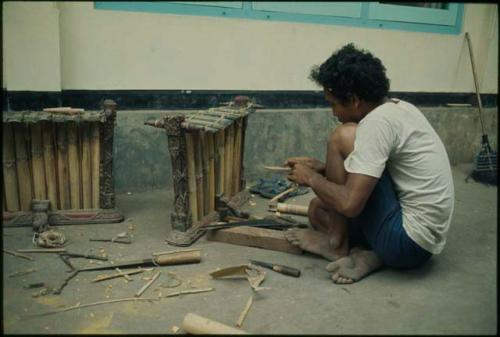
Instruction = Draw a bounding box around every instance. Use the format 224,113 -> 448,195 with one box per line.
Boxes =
348,171 -> 432,269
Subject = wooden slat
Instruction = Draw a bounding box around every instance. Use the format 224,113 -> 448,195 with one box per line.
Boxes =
3,124 -> 20,211
215,130 -> 225,198
56,124 -> 70,210
200,132 -> 210,216
67,123 -> 81,209
224,125 -> 234,198
90,123 -> 100,208
193,132 -> 204,219
13,125 -> 33,211
80,124 -> 92,209
42,122 -> 58,210
30,123 -> 47,200
232,119 -> 243,196
206,226 -> 303,255
207,132 -> 216,212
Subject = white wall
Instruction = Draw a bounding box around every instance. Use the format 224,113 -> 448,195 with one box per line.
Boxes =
3,2 -> 498,94
2,1 -> 61,91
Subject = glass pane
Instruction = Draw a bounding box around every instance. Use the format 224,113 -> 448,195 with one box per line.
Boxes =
380,2 -> 449,10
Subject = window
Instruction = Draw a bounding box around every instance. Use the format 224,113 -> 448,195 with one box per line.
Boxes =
95,2 -> 463,35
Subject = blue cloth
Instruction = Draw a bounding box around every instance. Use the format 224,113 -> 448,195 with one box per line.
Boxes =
348,171 -> 432,269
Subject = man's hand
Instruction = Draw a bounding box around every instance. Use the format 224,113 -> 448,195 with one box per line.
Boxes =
284,157 -> 325,174
287,163 -> 319,187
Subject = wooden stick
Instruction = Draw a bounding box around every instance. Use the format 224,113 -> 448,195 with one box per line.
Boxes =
27,297 -> 159,317
193,132 -> 204,219
17,248 -> 67,253
53,269 -> 79,294
92,268 -> 145,283
269,203 -> 309,216
90,123 -> 100,208
232,119 -> 243,196
185,132 -> 198,224
235,296 -> 253,328
67,123 -> 81,209
30,123 -> 47,200
200,132 -> 210,216
3,249 -> 33,261
13,125 -> 33,211
269,186 -> 297,203
264,166 -> 291,173
42,122 -> 58,210
135,271 -> 161,297
224,125 -> 235,198
8,268 -> 37,278
163,287 -> 214,298
152,248 -> 201,256
207,133 -> 216,212
80,124 -> 92,209
215,130 -> 225,198
182,312 -> 249,335
56,124 -> 70,210
116,267 -> 133,281
3,124 -> 20,211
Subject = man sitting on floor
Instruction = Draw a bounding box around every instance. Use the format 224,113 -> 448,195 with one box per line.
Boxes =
284,43 -> 454,284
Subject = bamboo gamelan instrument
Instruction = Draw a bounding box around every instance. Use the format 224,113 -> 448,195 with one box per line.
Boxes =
2,100 -> 124,227
145,97 -> 259,233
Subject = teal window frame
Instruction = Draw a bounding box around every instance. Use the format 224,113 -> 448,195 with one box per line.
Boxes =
94,2 -> 463,35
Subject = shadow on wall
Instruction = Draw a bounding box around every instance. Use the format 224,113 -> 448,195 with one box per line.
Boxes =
112,107 -> 497,193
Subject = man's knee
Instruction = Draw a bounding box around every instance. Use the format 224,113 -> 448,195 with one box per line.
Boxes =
308,197 -> 326,219
328,123 -> 357,157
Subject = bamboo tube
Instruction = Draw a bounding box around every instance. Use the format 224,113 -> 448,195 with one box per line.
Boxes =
224,125 -> 235,198
232,119 -> 243,196
215,130 -> 225,197
80,124 -> 92,209
56,125 -> 70,210
181,313 -> 249,335
207,133 -> 216,212
13,125 -> 33,211
42,122 -> 58,210
185,132 -> 198,223
269,203 -> 309,216
200,132 -> 210,216
67,123 -> 81,209
193,132 -> 204,219
90,123 -> 100,208
3,124 -> 20,211
30,124 -> 47,200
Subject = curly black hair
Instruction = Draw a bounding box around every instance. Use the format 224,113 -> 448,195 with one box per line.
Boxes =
310,43 -> 390,104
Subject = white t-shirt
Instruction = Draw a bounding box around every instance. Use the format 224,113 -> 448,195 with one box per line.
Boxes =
344,99 -> 454,254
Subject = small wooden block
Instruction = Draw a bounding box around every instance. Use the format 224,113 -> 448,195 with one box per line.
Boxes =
206,226 -> 303,255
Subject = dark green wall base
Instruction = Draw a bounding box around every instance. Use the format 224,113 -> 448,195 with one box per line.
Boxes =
3,89 -> 497,111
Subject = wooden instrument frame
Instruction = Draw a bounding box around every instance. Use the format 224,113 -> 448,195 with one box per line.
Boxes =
2,100 -> 124,227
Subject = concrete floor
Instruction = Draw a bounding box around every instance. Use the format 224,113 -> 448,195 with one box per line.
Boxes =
2,163 -> 497,334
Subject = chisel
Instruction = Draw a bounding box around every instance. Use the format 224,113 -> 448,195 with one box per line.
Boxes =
250,259 -> 301,277
78,250 -> 201,271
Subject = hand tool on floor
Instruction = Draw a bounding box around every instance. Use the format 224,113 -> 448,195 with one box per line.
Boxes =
250,259 -> 301,277
201,218 -> 306,231
78,250 -> 202,272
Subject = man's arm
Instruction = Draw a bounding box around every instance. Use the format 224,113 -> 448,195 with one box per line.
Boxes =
288,163 -> 379,218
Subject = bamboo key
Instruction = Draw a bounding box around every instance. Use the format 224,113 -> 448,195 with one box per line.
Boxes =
135,271 -> 161,297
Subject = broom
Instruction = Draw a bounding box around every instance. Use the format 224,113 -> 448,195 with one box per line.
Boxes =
465,32 -> 497,185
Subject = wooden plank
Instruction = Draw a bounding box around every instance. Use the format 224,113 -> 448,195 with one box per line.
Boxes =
30,123 -> 47,200
185,132 -> 198,223
90,123 -> 100,208
224,125 -> 234,198
207,132 -> 215,212
206,226 -> 303,255
42,122 -> 58,210
14,125 -> 33,211
67,123 -> 81,209
56,124 -> 70,209
80,124 -> 92,209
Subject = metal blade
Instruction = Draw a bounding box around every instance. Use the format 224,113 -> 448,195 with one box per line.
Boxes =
79,258 -> 154,271
250,260 -> 273,269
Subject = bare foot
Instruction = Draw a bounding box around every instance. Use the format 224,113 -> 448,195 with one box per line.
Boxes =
285,228 -> 347,261
325,248 -> 382,284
